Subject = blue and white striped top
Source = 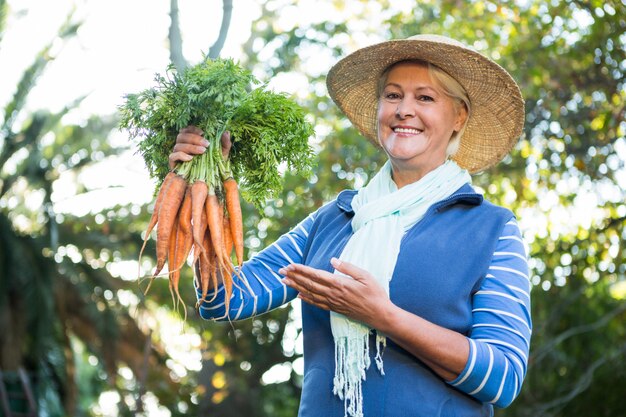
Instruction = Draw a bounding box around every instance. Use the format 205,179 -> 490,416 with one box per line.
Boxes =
448,218 -> 531,407
198,187 -> 531,414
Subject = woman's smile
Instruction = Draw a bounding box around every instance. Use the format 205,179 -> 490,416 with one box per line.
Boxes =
392,125 -> 424,135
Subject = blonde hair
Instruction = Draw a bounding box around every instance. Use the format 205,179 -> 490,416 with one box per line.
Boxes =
377,60 -> 471,157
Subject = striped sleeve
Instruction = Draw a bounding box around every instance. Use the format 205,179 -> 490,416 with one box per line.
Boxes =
448,217 -> 531,408
197,210 -> 317,321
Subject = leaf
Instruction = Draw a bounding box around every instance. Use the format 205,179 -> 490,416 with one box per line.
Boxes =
118,59 -> 314,207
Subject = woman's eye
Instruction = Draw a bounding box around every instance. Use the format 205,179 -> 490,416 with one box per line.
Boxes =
383,92 -> 401,100
418,95 -> 434,102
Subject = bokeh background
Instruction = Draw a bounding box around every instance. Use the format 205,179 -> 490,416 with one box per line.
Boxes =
1,0 -> 625,416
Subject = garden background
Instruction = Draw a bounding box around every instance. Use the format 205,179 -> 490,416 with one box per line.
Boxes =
0,0 -> 625,416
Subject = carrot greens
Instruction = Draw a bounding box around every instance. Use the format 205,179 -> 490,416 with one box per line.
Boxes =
119,58 -> 315,208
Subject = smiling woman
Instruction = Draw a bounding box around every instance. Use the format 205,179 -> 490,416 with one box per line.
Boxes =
170,34 -> 529,417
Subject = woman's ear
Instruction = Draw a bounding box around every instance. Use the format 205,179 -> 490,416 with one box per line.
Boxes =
375,103 -> 383,146
454,103 -> 469,131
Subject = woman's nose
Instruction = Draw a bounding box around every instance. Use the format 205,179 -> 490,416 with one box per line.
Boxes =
395,99 -> 415,118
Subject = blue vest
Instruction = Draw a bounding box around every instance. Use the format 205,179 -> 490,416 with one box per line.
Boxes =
298,184 -> 513,417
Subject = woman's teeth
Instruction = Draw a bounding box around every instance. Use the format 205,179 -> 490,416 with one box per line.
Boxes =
394,127 -> 421,134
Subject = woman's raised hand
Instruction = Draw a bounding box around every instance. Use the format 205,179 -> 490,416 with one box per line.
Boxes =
279,258 -> 392,328
168,126 -> 232,170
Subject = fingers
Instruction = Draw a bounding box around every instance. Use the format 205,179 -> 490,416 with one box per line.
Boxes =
330,257 -> 368,281
279,263 -> 331,291
280,264 -> 333,310
298,291 -> 331,310
221,131 -> 232,159
168,151 -> 193,168
168,126 -> 209,170
168,127 -> 233,170
180,125 -> 203,135
177,126 -> 208,147
168,143 -> 205,169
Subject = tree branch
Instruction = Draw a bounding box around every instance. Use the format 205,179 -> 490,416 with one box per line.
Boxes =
168,0 -> 187,71
532,303 -> 626,364
533,342 -> 626,416
207,0 -> 232,59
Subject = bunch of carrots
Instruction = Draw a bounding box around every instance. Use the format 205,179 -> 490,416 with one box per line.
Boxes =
139,125 -> 247,314
119,58 -> 314,314
139,168 -> 242,314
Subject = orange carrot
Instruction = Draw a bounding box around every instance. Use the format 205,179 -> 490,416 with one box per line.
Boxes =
220,263 -> 233,314
224,177 -> 244,267
196,255 -> 207,307
176,186 -> 193,270
205,190 -> 235,310
223,211 -> 233,261
192,202 -> 208,264
167,211 -> 181,308
205,191 -> 226,264
138,171 -> 175,276
209,255 -> 219,302
190,180 -> 208,259
197,228 -> 216,305
169,190 -> 193,320
154,173 -> 187,276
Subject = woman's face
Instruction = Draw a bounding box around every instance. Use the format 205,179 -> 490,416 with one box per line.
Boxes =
377,62 -> 467,184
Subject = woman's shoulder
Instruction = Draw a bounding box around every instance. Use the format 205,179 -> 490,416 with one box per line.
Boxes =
436,183 -> 514,216
303,189 -> 357,235
476,193 -> 517,220
313,189 -> 358,216
431,184 -> 517,237
335,189 -> 358,212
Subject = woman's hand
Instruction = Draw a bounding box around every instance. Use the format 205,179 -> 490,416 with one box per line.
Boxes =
281,258 -> 470,380
279,258 -> 393,328
168,126 -> 232,170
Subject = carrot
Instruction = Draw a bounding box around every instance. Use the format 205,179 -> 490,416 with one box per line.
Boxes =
154,173 -> 187,276
169,189 -> 192,320
205,190 -> 226,264
220,263 -> 233,314
223,177 -> 244,267
195,255 -> 207,307
223,208 -> 233,260
209,259 -> 219,303
176,185 -> 194,271
206,190 -> 236,311
167,211 -> 181,309
190,180 -> 208,259
197,228 -> 216,305
138,171 -> 175,277
192,203 -> 208,265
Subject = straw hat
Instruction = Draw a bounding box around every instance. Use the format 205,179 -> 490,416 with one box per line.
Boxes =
326,34 -> 525,173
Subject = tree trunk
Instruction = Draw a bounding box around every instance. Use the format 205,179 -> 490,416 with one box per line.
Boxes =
0,298 -> 25,370
169,0 -> 186,71
207,0 -> 233,59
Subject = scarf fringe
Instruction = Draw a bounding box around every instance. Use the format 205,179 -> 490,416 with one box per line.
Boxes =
333,335 -> 369,417
375,333 -> 386,374
333,332 -> 387,417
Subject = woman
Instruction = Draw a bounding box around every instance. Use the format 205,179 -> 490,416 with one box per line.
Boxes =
170,34 -> 530,417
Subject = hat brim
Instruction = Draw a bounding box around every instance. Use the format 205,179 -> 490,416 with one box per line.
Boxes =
326,35 -> 525,173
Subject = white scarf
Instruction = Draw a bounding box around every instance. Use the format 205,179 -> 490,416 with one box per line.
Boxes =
331,159 -> 471,417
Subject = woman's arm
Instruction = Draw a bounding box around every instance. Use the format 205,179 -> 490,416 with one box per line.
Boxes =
280,217 -> 531,407
448,218 -> 531,407
198,212 -> 316,321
